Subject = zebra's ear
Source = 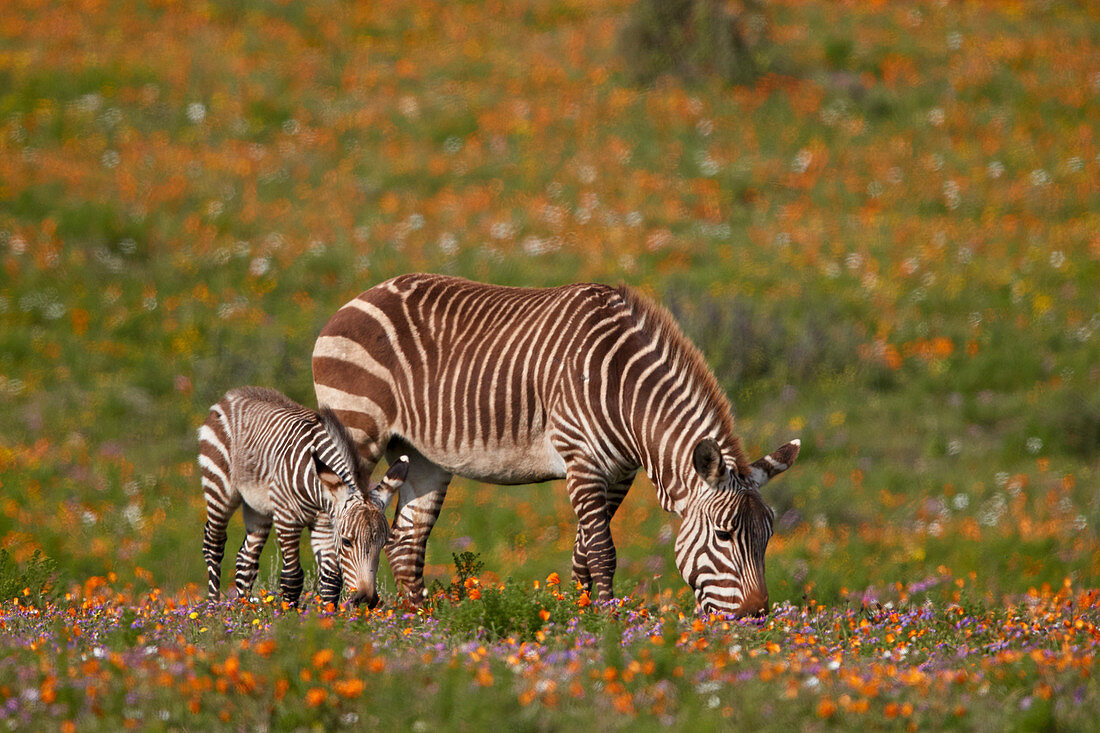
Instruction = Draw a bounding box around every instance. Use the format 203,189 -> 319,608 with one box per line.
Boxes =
743,439 -> 801,490
692,438 -> 728,487
369,455 -> 410,510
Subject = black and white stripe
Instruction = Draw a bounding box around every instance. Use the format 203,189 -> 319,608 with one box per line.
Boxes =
198,386 -> 407,608
312,274 -> 799,616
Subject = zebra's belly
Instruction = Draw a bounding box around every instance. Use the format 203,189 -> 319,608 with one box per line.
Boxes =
402,436 -> 567,485
234,478 -> 275,517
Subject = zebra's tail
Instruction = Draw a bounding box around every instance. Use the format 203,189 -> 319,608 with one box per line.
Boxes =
369,455 -> 410,510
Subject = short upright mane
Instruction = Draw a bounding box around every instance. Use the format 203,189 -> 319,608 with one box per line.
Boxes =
318,407 -> 367,489
614,284 -> 748,474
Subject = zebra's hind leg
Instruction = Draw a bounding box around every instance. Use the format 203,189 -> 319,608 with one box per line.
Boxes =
571,474 -> 634,592
275,517 -> 306,607
233,503 -> 272,600
202,492 -> 241,601
384,442 -> 451,607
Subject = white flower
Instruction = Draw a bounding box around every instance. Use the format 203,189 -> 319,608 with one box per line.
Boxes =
791,149 -> 813,173
249,257 -> 271,277
186,102 -> 206,124
438,233 -> 458,254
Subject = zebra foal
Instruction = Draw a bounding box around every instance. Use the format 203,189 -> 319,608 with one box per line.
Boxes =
198,386 -> 409,608
313,274 -> 799,616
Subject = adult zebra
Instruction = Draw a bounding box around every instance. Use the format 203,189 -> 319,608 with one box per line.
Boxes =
312,274 -> 800,616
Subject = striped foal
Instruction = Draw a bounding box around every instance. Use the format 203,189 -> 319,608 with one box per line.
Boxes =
312,274 -> 799,616
198,386 -> 409,608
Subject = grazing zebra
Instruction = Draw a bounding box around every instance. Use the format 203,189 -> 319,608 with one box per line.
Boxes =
312,274 -> 799,616
198,386 -> 409,608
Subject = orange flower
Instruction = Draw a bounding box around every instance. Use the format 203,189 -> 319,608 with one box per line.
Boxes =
305,688 -> 328,707
816,698 -> 837,718
335,678 -> 366,699
468,587 -> 482,600
539,608 -> 551,622
546,572 -> 560,586
311,649 -> 334,668
577,592 -> 591,608
611,692 -> 634,714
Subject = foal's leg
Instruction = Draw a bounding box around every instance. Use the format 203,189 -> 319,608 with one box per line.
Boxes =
233,503 -> 272,599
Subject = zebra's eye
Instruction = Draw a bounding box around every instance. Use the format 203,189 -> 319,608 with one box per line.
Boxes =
714,529 -> 732,542
341,537 -> 353,548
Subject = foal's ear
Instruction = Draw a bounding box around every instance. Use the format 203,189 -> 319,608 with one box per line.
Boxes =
313,454 -> 346,497
692,438 -> 728,487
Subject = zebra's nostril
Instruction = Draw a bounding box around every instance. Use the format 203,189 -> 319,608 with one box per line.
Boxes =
738,595 -> 769,618
348,591 -> 379,609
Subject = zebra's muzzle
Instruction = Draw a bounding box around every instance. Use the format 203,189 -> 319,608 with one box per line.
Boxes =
348,588 -> 380,609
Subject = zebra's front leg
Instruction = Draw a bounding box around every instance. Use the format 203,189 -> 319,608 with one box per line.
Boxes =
232,504 -> 272,600
310,515 -> 342,607
566,466 -> 616,602
384,444 -> 452,606
275,519 -> 306,607
571,475 -> 634,592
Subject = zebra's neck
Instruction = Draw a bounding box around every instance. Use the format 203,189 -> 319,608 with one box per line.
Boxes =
595,287 -> 747,515
632,405 -> 741,515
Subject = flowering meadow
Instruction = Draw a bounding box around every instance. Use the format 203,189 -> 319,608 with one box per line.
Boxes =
1,0 -> 1098,728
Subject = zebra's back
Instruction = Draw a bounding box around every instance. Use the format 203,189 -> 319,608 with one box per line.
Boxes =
313,274 -> 629,483
200,387 -> 328,518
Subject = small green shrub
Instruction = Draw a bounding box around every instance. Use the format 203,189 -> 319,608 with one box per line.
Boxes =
1036,387 -> 1100,459
0,548 -> 58,607
662,286 -> 863,406
618,0 -> 773,86
430,552 -> 584,640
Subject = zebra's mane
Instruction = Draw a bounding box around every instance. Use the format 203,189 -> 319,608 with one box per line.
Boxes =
613,284 -> 748,474
317,407 -> 366,492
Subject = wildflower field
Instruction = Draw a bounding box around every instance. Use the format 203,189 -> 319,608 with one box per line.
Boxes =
1,0 -> 1098,728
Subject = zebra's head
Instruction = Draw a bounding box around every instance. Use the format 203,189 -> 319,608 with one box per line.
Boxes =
323,456 -> 410,609
674,438 -> 800,617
